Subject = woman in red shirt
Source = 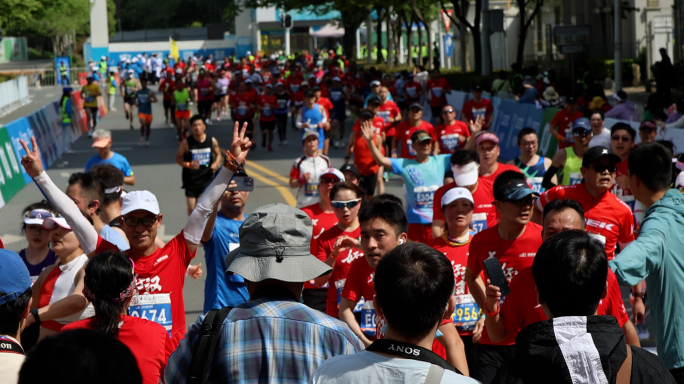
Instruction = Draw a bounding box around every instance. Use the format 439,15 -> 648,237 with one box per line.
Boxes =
63,252 -> 171,384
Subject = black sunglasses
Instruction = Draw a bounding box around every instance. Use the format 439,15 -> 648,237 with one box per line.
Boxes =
441,109 -> 454,114
611,136 -> 631,142
123,216 -> 159,227
590,164 -> 617,173
573,130 -> 592,137
502,196 -> 537,207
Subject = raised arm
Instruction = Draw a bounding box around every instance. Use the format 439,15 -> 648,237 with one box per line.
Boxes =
360,119 -> 392,169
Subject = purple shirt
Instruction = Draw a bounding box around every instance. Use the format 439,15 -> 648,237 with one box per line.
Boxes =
605,101 -> 639,122
20,248 -> 58,282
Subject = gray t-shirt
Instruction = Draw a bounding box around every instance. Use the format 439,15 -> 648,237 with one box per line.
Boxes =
589,127 -> 612,150
310,350 -> 479,384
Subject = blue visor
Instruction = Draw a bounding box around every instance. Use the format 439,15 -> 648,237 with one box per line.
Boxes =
498,182 -> 539,201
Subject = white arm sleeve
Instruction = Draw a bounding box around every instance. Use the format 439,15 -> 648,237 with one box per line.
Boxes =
319,106 -> 328,124
34,171 -> 100,254
183,166 -> 234,244
665,115 -> 684,129
295,112 -> 303,129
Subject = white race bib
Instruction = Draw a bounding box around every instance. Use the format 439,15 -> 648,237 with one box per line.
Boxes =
129,293 -> 172,333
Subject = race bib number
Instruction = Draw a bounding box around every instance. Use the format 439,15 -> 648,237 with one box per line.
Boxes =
569,172 -> 583,185
290,84 -> 300,93
237,105 -> 248,116
470,212 -> 488,234
263,106 -> 273,116
377,110 -> 391,123
441,133 -> 460,151
413,185 -> 439,210
472,108 -> 487,120
406,87 -> 416,98
360,301 -> 377,338
126,87 -> 135,95
432,87 -> 443,98
305,182 -> 319,197
85,95 -> 95,103
201,87 -> 211,95
528,177 -> 544,193
452,294 -> 482,333
407,140 -> 416,157
177,103 -> 187,112
191,148 -> 211,166
331,91 -> 342,101
221,86 -> 228,93
129,293 -> 172,333
277,99 -> 287,108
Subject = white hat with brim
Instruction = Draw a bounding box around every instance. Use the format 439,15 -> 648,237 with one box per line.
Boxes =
442,187 -> 475,207
24,209 -> 54,225
121,190 -> 160,216
452,161 -> 479,186
225,204 -> 332,282
42,217 -> 71,230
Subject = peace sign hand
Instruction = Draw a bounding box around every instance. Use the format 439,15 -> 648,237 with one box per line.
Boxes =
19,137 -> 44,178
230,121 -> 252,163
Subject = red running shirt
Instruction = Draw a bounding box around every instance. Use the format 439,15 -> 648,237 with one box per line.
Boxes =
317,97 -> 333,119
94,232 -> 195,357
433,181 -> 497,234
468,222 -> 543,345
402,81 -> 423,103
377,100 -> 401,137
394,120 -> 436,159
436,121 -> 471,152
352,117 -> 385,175
63,316 -> 171,384
426,78 -> 451,107
301,203 -> 338,290
538,183 -> 635,260
462,98 -> 494,124
550,109 -> 584,149
478,163 -> 522,192
231,92 -> 255,119
257,94 -> 278,122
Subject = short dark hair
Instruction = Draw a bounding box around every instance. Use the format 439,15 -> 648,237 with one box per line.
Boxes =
628,142 -> 672,192
590,110 -> 604,120
532,230 -> 607,317
493,170 -> 527,201
656,140 -> 675,158
87,165 -> 124,205
371,193 -> 404,207
517,127 -> 538,146
19,329 -> 142,384
189,114 -> 204,126
542,199 -> 586,228
330,181 -> 364,201
375,242 -> 454,338
359,199 -> 408,236
21,200 -> 55,234
0,289 -> 32,337
450,149 -> 479,165
610,123 -> 636,141
68,173 -> 104,209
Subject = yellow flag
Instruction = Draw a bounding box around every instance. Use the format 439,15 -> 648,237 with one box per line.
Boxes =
170,38 -> 179,61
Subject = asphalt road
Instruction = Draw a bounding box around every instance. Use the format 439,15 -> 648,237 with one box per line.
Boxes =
0,86 -> 405,327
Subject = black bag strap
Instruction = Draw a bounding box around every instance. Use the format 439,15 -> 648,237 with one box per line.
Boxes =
187,306 -> 233,384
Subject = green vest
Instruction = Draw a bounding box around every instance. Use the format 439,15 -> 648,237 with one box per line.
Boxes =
336,45 -> 343,55
108,75 -> 117,95
420,46 -> 428,58
59,65 -> 68,77
61,98 -> 71,124
381,49 -> 388,60
561,146 -> 584,186
124,79 -> 136,97
99,61 -> 107,73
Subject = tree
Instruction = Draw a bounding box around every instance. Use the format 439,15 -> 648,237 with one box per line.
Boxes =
515,0 -> 544,67
440,0 -> 483,74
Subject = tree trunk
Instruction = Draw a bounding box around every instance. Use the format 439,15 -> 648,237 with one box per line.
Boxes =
404,13 -> 414,67
340,9 -> 366,61
376,8 -> 384,64
416,15 -> 423,67
516,4 -> 527,67
425,16 -> 434,70
392,18 -> 401,66
387,13 -> 394,67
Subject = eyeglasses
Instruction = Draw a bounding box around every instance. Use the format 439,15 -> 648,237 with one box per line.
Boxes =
123,216 -> 159,227
502,196 -> 537,207
319,178 -> 339,184
572,130 -> 592,137
611,136 -> 631,142
331,199 -> 361,209
590,164 -> 617,173
441,109 -> 454,114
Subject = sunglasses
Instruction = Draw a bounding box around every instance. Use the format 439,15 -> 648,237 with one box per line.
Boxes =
319,178 -> 339,184
502,196 -> 537,207
331,199 -> 361,209
123,215 -> 159,227
441,109 -> 454,114
590,164 -> 617,173
611,136 -> 631,142
572,130 -> 592,137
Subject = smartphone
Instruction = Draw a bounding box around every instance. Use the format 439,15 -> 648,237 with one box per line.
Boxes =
231,176 -> 254,192
483,257 -> 511,296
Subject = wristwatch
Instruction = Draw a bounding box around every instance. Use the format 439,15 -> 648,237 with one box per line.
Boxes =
30,308 -> 41,325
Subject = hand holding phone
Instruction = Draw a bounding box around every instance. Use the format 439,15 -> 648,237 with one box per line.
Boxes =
483,257 -> 511,297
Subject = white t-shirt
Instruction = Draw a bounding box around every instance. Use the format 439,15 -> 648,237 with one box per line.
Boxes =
589,127 -> 612,150
309,350 -> 479,384
290,154 -> 331,208
0,335 -> 24,384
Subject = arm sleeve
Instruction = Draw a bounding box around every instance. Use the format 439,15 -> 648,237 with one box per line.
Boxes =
665,115 -> 684,129
295,112 -> 303,129
34,172 -> 100,254
541,165 -> 559,190
183,166 -> 234,244
609,222 -> 665,286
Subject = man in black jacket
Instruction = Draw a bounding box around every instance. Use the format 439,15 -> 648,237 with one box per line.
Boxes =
495,230 -> 674,384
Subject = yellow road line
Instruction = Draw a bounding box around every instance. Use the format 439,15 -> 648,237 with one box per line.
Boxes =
246,160 -> 291,185
245,165 -> 297,207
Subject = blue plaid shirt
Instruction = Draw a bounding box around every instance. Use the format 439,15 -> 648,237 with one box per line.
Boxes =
165,296 -> 364,384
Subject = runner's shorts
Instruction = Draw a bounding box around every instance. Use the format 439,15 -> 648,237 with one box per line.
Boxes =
138,113 -> 153,124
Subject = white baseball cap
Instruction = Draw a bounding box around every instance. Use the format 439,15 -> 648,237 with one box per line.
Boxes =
24,209 -> 54,225
42,217 -> 71,230
441,187 -> 474,207
452,161 -> 479,186
121,190 -> 161,216
319,168 -> 345,182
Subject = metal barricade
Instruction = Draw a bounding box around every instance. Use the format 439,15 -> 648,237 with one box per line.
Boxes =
0,67 -> 91,88
0,76 -> 30,117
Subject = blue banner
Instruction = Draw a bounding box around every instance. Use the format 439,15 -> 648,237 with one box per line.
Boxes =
4,118 -> 37,184
55,57 -> 71,86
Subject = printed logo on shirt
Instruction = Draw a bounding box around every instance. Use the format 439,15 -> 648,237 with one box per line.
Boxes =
586,219 -> 615,231
311,218 -> 319,226
518,253 -> 536,258
136,275 -> 162,293
340,250 -> 364,264
154,255 -> 169,266
313,227 -> 325,240
451,262 -> 467,295
501,261 -> 519,281
487,251 -> 497,259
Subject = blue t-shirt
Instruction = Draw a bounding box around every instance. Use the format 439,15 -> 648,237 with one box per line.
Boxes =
390,155 -> 451,224
301,104 -> 325,150
136,88 -> 152,115
518,88 -> 539,104
85,152 -> 134,177
100,224 -> 130,251
201,213 -> 249,313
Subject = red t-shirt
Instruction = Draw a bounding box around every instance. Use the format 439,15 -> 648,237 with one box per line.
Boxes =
499,267 -> 547,340
377,100 -> 401,137
94,232 -> 194,357
315,226 -> 364,317
436,121 -> 471,152
291,91 -> 305,108
478,163 -> 522,194
433,181 -> 497,234
402,81 -> 423,103
63,316 -> 170,384
301,203 -> 338,290
551,109 -> 584,149
462,98 -> 494,125
196,78 -> 213,101
352,117 -> 385,175
257,94 -> 277,122
611,160 -> 636,212
287,78 -> 303,94
599,269 -> 630,326
468,222 -> 543,345
158,79 -> 177,101
538,183 -> 635,260
426,78 -> 451,107
395,120 -> 437,159
231,92 -> 255,119
317,97 -> 333,119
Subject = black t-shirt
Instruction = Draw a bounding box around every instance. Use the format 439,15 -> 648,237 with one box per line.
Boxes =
182,134 -> 215,189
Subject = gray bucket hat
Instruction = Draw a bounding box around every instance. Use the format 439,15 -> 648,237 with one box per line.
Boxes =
224,203 -> 332,282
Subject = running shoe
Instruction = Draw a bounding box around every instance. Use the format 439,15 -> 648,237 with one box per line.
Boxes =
216,116 -> 221,122
145,140 -> 150,147
206,119 -> 212,125
88,131 -> 92,138
282,140 -> 288,145
125,111 -> 129,119
130,124 -> 134,130
268,144 -> 273,151
139,138 -> 145,145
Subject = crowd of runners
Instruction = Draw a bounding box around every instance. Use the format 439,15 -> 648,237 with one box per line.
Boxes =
5,50 -> 684,384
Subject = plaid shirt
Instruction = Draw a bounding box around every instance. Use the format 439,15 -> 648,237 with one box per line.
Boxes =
165,295 -> 364,384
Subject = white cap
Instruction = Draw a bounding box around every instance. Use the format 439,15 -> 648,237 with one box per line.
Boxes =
452,161 -> 479,186
42,217 -> 71,230
319,168 -> 345,182
676,172 -> 684,188
245,79 -> 253,83
246,51 -> 252,55
121,190 -> 160,216
370,80 -> 381,86
24,209 -> 54,225
264,83 -> 273,88
333,76 -> 341,81
441,187 -> 474,207
206,59 -> 211,63
101,56 -> 106,60
302,130 -> 320,141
